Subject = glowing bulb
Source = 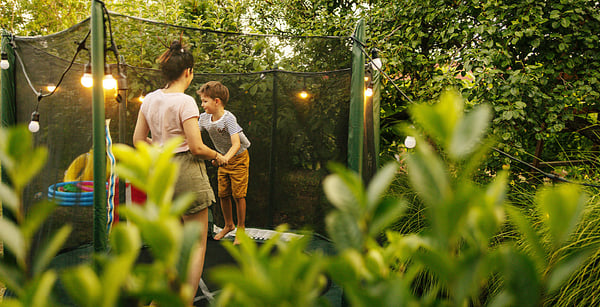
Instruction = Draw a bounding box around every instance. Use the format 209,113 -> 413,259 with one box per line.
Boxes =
404,136 -> 416,149
138,95 -> 145,103
28,111 -> 40,133
81,63 -> 93,88
81,73 -> 93,88
46,85 -> 56,92
299,90 -> 308,99
365,87 -> 373,97
103,74 -> 117,90
364,76 -> 370,82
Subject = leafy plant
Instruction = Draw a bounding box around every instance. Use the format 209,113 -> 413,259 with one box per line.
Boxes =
0,132 -> 205,306
322,90 -> 598,306
0,125 -> 71,306
60,137 -> 203,306
210,226 -> 330,307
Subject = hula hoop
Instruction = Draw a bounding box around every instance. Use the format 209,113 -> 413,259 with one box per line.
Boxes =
47,193 -> 94,201
76,181 -> 108,192
48,181 -> 110,206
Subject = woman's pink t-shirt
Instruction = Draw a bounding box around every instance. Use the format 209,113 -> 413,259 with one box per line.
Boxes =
140,89 -> 200,153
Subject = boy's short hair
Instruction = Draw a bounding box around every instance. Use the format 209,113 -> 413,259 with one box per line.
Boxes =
197,81 -> 229,106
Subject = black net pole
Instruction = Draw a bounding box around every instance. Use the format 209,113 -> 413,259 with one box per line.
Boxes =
268,68 -> 278,227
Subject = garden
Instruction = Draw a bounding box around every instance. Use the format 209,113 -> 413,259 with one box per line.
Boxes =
2,0 -> 600,306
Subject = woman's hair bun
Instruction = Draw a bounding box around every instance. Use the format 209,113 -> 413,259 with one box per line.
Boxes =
170,40 -> 184,52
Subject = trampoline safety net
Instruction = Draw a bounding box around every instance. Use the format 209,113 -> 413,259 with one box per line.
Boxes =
3,13 -> 358,253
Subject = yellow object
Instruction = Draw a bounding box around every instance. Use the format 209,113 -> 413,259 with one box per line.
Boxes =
64,150 -> 92,182
64,149 -> 112,182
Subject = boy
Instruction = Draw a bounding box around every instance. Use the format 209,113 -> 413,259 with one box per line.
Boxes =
197,81 -> 251,245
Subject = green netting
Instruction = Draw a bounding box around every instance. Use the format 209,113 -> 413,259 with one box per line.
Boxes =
6,13 -> 360,252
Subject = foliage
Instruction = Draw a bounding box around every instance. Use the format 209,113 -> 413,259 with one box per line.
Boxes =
0,133 -> 204,306
0,125 -> 70,306
60,138 -> 204,306
207,90 -> 599,306
210,226 -> 330,306
365,0 -> 600,171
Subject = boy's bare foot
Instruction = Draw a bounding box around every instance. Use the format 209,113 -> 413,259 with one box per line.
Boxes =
233,228 -> 245,245
214,225 -> 235,240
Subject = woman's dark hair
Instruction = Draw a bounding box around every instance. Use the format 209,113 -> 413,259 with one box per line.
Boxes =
158,40 -> 194,83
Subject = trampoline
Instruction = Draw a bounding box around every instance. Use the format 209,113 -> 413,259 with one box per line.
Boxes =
1,5 -> 378,306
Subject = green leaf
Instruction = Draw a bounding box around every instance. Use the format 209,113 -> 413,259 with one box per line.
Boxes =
404,142 -> 449,207
499,247 -> 541,306
32,225 -> 72,276
537,184 -> 586,248
61,266 -> 102,307
0,261 -> 25,296
109,223 -> 141,256
410,89 -> 463,146
326,211 -> 363,251
20,200 -> 57,240
506,206 -> 547,268
366,162 -> 399,213
546,245 -> 598,293
99,253 -> 138,307
323,171 -> 362,215
369,198 -> 407,237
141,218 -> 182,264
0,218 -> 26,267
27,270 -> 58,307
170,192 -> 196,217
12,146 -> 48,192
449,104 -> 492,159
0,181 -> 19,214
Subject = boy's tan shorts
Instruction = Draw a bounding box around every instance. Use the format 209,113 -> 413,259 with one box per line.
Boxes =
218,150 -> 249,199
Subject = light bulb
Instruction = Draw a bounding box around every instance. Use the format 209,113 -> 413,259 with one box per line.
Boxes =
299,90 -> 308,99
103,74 -> 117,90
81,63 -> 93,88
0,52 -> 8,70
365,87 -> 373,97
28,111 -> 40,133
371,58 -> 382,70
371,48 -> 382,70
81,73 -> 93,88
404,136 -> 416,149
46,85 -> 56,92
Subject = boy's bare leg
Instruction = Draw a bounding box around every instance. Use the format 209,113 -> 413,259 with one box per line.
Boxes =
181,208 -> 209,305
214,197 -> 235,240
233,197 -> 246,245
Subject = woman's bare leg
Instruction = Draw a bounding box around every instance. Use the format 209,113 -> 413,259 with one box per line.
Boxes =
182,208 -> 209,303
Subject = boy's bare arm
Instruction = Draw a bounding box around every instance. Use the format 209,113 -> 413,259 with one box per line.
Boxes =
223,133 -> 241,163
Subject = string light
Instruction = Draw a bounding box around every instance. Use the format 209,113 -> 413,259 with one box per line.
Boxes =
371,48 -> 382,70
298,77 -> 309,99
0,51 -> 9,70
404,136 -> 416,149
81,63 -> 93,88
365,87 -> 373,97
103,64 -> 117,90
28,111 -> 40,133
46,85 -> 56,92
299,88 -> 309,99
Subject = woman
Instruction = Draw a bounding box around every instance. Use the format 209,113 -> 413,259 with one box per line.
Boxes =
132,39 -> 225,304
